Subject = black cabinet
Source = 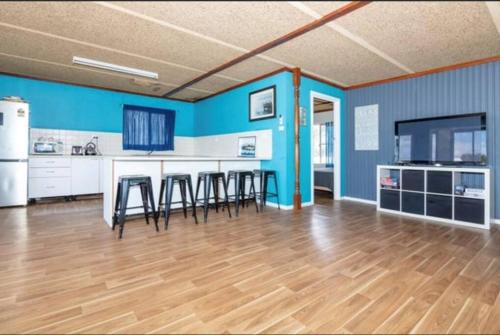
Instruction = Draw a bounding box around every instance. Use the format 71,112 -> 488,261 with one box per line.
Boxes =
427,171 -> 452,194
455,197 -> 485,225
380,189 -> 400,211
402,170 -> 424,192
402,192 -> 424,215
426,194 -> 452,219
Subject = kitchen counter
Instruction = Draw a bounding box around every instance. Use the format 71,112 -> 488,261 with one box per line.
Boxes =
101,155 -> 266,226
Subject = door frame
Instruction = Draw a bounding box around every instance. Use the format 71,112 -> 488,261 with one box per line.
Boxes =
310,91 -> 341,203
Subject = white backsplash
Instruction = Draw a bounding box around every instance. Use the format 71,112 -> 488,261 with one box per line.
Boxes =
30,128 -> 272,158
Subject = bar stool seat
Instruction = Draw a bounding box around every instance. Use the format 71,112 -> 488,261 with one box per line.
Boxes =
158,173 -> 198,230
113,175 -> 158,239
195,171 -> 232,222
254,169 -> 280,210
227,170 -> 259,216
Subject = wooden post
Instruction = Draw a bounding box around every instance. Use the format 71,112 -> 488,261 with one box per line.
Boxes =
293,68 -> 302,210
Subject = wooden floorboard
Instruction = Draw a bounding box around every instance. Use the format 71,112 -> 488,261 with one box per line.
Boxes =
0,194 -> 499,334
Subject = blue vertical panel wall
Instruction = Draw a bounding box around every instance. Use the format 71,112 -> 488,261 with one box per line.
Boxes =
0,75 -> 195,136
345,61 -> 500,217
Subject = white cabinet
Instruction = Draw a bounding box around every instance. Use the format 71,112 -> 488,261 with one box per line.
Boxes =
29,156 -> 102,199
71,158 -> 100,195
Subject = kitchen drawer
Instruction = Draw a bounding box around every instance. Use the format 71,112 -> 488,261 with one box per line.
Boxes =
29,167 -> 71,178
29,157 -> 71,168
29,177 -> 71,198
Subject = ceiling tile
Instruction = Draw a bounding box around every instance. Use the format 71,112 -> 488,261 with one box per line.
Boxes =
218,57 -> 284,82
112,1 -> 314,50
298,1 -> 351,16
168,89 -> 210,102
190,76 -> 241,94
0,53 -> 177,97
263,26 -> 406,85
335,1 -> 500,71
0,2 -> 243,71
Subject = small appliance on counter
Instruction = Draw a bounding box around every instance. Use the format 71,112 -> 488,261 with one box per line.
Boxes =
32,137 -> 64,155
84,136 -> 101,156
71,145 -> 83,156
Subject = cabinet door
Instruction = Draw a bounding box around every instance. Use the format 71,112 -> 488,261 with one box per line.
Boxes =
71,158 -> 100,195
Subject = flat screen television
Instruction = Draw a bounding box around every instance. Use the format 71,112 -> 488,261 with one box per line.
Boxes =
395,113 -> 487,166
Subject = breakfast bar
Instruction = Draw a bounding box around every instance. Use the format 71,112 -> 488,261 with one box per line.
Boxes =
102,156 -> 264,226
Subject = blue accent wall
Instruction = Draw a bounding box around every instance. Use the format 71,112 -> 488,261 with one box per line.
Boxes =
0,75 -> 195,136
345,61 -> 500,217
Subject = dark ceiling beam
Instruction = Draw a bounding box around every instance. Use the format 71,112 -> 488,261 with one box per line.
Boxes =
164,1 -> 371,97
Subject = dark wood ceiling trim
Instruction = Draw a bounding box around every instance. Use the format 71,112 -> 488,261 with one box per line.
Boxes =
347,55 -> 500,90
0,70 -> 192,103
164,1 -> 370,97
194,67 -> 292,102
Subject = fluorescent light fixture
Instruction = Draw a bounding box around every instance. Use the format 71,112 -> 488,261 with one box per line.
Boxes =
72,56 -> 158,79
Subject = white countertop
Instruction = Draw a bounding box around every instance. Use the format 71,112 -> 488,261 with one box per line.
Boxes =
107,155 -> 264,161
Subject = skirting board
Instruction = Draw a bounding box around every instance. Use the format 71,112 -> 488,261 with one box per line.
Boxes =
266,201 -> 313,210
341,196 -> 500,225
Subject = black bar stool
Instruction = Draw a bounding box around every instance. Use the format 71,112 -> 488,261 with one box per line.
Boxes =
254,169 -> 280,210
158,173 -> 198,230
227,170 -> 259,217
112,175 -> 158,239
195,171 -> 232,222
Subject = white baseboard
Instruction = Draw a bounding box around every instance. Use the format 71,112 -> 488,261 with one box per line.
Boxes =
266,201 -> 313,210
491,219 -> 500,225
341,196 -> 377,205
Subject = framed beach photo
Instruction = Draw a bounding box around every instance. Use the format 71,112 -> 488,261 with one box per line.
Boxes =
238,136 -> 256,158
249,86 -> 276,121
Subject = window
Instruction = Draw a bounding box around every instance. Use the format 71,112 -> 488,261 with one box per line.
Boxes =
123,105 -> 175,151
313,124 -> 327,164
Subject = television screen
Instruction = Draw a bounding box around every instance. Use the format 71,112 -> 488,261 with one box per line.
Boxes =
395,113 -> 487,165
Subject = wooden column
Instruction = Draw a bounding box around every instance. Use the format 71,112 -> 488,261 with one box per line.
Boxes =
293,68 -> 302,210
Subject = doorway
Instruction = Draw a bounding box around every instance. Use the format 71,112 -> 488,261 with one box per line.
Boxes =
310,92 -> 341,204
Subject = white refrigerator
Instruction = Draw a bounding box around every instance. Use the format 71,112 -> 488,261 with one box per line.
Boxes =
0,100 -> 29,207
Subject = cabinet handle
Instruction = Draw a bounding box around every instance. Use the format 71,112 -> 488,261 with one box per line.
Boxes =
46,170 -> 55,173
46,186 -> 55,189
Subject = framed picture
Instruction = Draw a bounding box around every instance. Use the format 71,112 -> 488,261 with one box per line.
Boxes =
238,136 -> 256,157
249,85 -> 276,121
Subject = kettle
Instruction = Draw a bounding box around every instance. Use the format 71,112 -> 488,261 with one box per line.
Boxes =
84,136 -> 101,156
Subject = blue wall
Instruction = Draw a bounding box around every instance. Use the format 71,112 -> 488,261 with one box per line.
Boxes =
0,75 -> 195,136
345,61 -> 500,217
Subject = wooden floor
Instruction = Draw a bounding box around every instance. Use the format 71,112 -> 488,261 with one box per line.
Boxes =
1,196 -> 500,334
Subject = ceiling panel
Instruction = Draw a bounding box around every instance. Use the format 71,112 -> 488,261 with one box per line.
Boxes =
0,53 -> 179,97
218,57 -> 284,82
298,1 -> 351,16
0,25 -> 212,87
113,1 -> 314,50
0,2 -> 243,71
263,26 -> 406,86
168,89 -> 211,102
335,1 -> 500,71
190,76 -> 241,95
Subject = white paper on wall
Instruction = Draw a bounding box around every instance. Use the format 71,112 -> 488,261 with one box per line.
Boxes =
354,104 -> 379,151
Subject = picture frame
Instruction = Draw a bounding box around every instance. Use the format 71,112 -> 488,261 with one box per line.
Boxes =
249,85 -> 276,121
238,136 -> 256,158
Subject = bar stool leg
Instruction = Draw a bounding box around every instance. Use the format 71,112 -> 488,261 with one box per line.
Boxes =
273,174 -> 280,210
203,175 -> 211,223
222,175 -> 232,218
118,179 -> 130,239
263,173 -> 269,207
157,179 -> 166,220
212,177 -> 219,213
258,173 -> 264,211
234,173 -> 241,217
195,176 -> 202,204
139,183 -> 150,225
250,175 -> 259,213
147,178 -> 159,231
187,177 -> 198,224
240,176 -> 246,209
164,177 -> 174,230
179,180 -> 188,219
113,181 -> 122,231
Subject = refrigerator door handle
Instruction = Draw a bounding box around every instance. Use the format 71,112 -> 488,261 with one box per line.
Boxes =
0,159 -> 28,162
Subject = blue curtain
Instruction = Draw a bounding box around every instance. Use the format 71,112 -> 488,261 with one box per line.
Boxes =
123,105 -> 175,151
325,121 -> 334,167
